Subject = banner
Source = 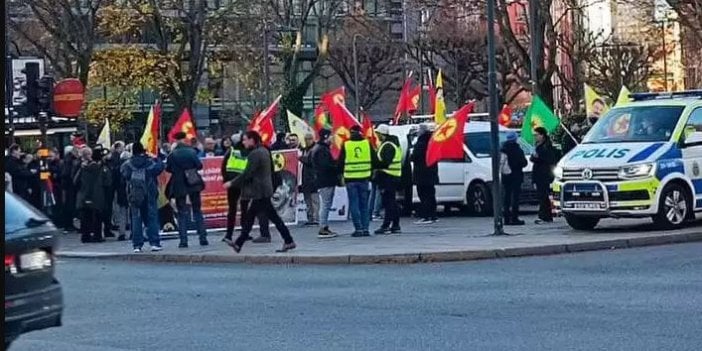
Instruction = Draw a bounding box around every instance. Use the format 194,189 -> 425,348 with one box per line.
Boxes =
296,186 -> 349,222
157,150 -> 300,235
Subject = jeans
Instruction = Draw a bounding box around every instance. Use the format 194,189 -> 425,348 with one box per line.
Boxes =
175,192 -> 207,244
318,187 -> 335,227
130,202 -> 160,248
369,183 -> 383,217
304,190 -> 320,223
380,181 -> 400,229
234,198 -> 294,247
416,184 -> 437,220
535,181 -> 553,221
502,175 -> 523,221
346,181 -> 370,231
114,204 -> 128,237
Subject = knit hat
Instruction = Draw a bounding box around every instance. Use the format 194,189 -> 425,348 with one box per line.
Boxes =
506,131 -> 518,142
319,128 -> 332,140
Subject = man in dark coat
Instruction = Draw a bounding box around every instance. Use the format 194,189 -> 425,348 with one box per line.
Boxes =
312,129 -> 340,238
411,124 -> 440,224
530,127 -> 558,224
225,131 -> 296,253
300,133 -> 319,225
74,147 -> 112,243
501,131 -> 528,225
5,144 -> 34,204
60,146 -> 81,232
166,132 -> 208,247
373,124 -> 403,234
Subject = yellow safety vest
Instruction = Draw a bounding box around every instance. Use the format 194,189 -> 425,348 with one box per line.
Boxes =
343,140 -> 372,180
226,148 -> 248,173
378,141 -> 402,177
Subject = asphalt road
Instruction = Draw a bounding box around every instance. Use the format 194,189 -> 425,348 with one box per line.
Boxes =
11,243 -> 702,351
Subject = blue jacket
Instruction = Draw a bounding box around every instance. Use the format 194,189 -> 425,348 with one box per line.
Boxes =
121,154 -> 165,208
166,143 -> 203,198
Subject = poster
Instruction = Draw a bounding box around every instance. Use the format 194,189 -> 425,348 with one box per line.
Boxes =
296,186 -> 349,222
157,150 -> 299,235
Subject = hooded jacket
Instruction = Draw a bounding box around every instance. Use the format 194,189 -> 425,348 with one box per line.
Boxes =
411,132 -> 439,186
121,154 -> 165,207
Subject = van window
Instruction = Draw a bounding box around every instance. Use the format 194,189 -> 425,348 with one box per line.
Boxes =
583,106 -> 684,143
464,132 -> 534,158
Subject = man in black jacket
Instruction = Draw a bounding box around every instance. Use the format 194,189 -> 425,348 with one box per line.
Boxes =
501,131 -> 528,225
411,124 -> 439,224
530,127 -> 557,224
5,144 -> 34,204
166,132 -> 208,247
312,129 -> 340,238
373,124 -> 403,234
300,133 -> 319,226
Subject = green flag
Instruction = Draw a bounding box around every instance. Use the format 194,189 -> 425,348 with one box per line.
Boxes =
615,86 -> 632,106
521,95 -> 559,145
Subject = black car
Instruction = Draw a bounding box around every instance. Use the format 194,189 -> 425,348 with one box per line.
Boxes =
4,191 -> 63,349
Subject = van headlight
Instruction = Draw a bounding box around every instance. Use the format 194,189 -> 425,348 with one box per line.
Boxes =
618,163 -> 655,179
553,165 -> 564,179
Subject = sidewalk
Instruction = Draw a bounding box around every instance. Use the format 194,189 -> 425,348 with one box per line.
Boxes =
57,214 -> 702,265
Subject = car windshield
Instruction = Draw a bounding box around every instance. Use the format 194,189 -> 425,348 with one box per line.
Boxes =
583,106 -> 685,144
465,132 -> 534,158
5,192 -> 50,235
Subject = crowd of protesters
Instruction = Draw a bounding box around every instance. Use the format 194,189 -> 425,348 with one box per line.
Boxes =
4,124 -> 558,254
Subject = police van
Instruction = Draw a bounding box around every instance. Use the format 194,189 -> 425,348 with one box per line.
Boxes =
389,114 -> 536,216
553,91 -> 702,230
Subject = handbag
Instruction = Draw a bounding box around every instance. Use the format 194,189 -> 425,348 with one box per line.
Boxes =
184,168 -> 204,187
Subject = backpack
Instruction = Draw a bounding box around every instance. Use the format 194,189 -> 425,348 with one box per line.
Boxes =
500,152 -> 512,175
127,163 -> 148,205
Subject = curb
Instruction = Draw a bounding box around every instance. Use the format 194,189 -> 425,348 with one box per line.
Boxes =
57,232 -> 702,265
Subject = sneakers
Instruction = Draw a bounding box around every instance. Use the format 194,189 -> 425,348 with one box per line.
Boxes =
351,230 -> 370,237
318,227 -> 338,239
133,247 -> 142,253
252,236 -> 272,243
413,218 -> 435,225
374,227 -> 391,235
390,227 -> 402,234
304,221 -> 319,226
199,239 -> 209,246
150,245 -> 163,252
371,215 -> 383,221
534,218 -> 554,225
505,218 -> 526,226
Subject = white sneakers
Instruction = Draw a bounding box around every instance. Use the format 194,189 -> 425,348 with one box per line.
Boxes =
133,245 -> 163,253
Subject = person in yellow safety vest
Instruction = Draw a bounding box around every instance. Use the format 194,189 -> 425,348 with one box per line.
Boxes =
220,132 -> 271,243
339,125 -> 377,237
372,124 -> 403,235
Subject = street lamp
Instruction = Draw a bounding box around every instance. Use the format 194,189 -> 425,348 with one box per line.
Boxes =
352,33 -> 365,119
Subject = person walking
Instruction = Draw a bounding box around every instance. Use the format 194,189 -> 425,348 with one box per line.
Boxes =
530,127 -> 557,225
312,129 -> 340,238
221,133 -> 247,243
411,124 -> 439,224
372,124 -> 403,234
225,131 -> 296,253
501,131 -> 528,225
74,147 -> 112,243
121,142 -> 165,253
300,133 -> 319,226
166,132 -> 208,248
340,125 -> 375,237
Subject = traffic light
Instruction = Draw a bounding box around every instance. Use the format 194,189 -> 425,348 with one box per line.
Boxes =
21,62 -> 40,116
37,76 -> 54,113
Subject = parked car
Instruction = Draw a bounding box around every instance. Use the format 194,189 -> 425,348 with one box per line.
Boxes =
4,191 -> 63,349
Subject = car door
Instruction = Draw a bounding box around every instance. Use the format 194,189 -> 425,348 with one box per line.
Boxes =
681,107 -> 702,210
436,156 -> 469,202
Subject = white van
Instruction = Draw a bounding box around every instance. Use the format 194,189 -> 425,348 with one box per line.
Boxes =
388,114 -> 536,216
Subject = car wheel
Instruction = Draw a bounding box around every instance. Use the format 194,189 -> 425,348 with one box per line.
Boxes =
467,182 -> 493,216
564,214 -> 600,230
653,183 -> 690,229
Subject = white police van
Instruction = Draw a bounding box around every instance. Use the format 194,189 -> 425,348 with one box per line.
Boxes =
389,114 -> 536,216
553,91 -> 702,230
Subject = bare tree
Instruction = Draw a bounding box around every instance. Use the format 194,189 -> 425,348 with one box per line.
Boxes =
8,0 -> 104,85
587,42 -> 660,100
665,0 -> 702,43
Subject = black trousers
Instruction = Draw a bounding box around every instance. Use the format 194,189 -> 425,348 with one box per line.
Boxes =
234,198 -> 293,247
225,187 -> 270,239
535,181 -> 553,221
503,175 -> 523,220
416,184 -> 437,220
102,188 -> 115,235
80,208 -> 102,240
380,181 -> 400,229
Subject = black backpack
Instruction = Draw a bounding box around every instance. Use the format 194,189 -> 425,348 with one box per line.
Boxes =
127,163 -> 148,205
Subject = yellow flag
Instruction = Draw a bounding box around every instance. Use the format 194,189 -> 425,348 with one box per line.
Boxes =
585,84 -> 609,119
434,69 -> 446,124
615,86 -> 632,106
287,110 -> 316,148
96,118 -> 111,148
140,104 -> 161,155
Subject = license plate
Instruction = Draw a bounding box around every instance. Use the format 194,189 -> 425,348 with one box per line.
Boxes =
573,203 -> 602,210
20,251 -> 51,271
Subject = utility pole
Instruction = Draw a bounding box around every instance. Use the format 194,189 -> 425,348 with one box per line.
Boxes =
487,0 -> 505,236
5,0 -> 15,143
529,0 -> 539,96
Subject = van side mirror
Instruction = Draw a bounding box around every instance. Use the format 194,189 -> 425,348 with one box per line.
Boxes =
684,130 -> 702,147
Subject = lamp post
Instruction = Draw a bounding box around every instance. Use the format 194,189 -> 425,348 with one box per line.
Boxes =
352,33 -> 365,119
487,0 -> 505,235
262,20 -> 271,103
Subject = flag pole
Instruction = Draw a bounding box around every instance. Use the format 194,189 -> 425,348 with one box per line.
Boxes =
559,121 -> 580,146
487,0 -> 507,236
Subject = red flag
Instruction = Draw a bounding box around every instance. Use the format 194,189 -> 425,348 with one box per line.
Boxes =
248,95 -> 280,146
168,109 -> 198,143
394,79 -> 412,123
498,104 -> 512,127
321,87 -> 361,159
361,111 -> 380,149
426,102 -> 475,167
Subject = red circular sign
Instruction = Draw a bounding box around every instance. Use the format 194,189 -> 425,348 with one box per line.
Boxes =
53,79 -> 85,117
